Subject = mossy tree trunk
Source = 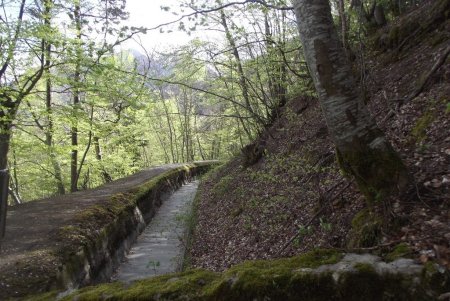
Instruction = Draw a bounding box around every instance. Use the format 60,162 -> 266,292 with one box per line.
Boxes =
292,0 -> 410,204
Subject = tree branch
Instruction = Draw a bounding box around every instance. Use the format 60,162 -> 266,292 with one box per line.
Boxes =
146,0 -> 292,32
0,0 -> 26,78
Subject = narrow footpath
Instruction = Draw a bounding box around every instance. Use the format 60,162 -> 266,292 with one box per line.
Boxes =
0,164 -> 181,259
113,181 -> 198,282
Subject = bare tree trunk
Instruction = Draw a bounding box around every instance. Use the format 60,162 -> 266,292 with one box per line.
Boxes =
160,88 -> 177,163
337,0 -> 349,53
0,168 -> 8,239
8,149 -> 22,205
196,136 -> 205,161
293,0 -> 410,204
0,0 -> 44,237
0,132 -> 10,239
263,12 -> 288,121
1,83 -> 43,238
151,116 -> 171,163
44,0 -> 65,195
374,4 -> 387,26
94,137 -> 112,183
220,10 -> 265,126
182,89 -> 194,162
8,188 -> 21,205
209,59 -> 254,141
75,104 -> 95,189
71,2 -> 82,192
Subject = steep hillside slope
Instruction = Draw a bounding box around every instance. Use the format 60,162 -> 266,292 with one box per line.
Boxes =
189,1 -> 449,271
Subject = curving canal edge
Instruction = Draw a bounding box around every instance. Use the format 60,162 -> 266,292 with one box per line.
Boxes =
57,163 -> 217,291
0,161 -> 218,300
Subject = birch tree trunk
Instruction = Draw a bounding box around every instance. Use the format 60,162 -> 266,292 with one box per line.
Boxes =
292,0 -> 410,203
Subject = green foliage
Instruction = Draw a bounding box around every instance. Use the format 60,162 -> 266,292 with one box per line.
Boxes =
319,217 -> 333,232
2,0 -> 318,202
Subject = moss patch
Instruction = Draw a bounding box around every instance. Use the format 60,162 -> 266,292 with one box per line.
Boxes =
385,243 -> 413,262
421,261 -> 450,294
60,249 -> 342,301
23,250 -> 450,301
336,127 -> 410,204
57,269 -> 220,301
348,209 -> 382,248
410,111 -> 435,144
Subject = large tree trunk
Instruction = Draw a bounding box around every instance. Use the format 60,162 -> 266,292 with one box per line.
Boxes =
0,130 -> 11,239
0,95 -> 19,239
293,0 -> 410,203
93,137 -> 112,183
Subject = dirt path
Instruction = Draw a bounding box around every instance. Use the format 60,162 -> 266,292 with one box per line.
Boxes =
0,164 -> 181,259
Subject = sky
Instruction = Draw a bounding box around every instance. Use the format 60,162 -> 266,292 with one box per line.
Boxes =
123,0 -> 220,52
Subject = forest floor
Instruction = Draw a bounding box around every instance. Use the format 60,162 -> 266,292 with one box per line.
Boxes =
188,1 -> 449,272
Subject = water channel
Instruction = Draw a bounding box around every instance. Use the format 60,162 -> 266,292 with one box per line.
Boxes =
112,181 -> 198,282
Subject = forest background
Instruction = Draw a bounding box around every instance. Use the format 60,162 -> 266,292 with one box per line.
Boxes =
0,0 -> 417,203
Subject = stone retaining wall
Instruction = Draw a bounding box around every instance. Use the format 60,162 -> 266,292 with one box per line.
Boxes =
35,250 -> 450,301
0,162 -> 217,300
57,163 -> 216,291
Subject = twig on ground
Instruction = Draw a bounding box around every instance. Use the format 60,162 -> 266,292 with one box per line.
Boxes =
277,181 -> 353,256
396,28 -> 421,53
341,235 -> 433,252
301,152 -> 335,184
380,45 -> 450,125
409,45 -> 450,100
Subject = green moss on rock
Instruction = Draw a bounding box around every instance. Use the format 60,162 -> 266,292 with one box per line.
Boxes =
335,127 -> 410,205
59,270 -> 219,301
290,249 -> 343,268
385,243 -> 412,262
25,250 -> 450,301
421,261 -> 450,295
348,209 -> 382,248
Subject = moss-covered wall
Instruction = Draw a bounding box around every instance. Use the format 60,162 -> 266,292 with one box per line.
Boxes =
56,162 -> 217,291
1,162 -> 217,300
26,250 -> 450,301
